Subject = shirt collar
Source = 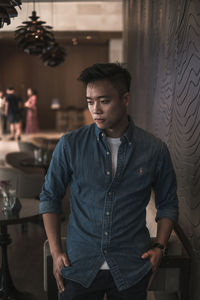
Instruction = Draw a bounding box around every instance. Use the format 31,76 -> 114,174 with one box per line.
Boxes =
95,115 -> 135,144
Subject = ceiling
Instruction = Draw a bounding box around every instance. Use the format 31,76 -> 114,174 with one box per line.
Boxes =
21,0 -> 121,2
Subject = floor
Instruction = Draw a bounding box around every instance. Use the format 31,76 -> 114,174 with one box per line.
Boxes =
7,222 -> 48,300
0,133 -> 169,300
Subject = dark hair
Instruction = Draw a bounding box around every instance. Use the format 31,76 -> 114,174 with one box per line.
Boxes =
28,88 -> 37,96
7,87 -> 15,91
78,63 -> 131,96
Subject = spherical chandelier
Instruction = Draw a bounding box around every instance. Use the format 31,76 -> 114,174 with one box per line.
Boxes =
41,41 -> 67,67
15,10 -> 54,55
0,0 -> 22,28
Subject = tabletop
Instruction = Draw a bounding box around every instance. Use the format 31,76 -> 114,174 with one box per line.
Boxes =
0,198 -> 40,225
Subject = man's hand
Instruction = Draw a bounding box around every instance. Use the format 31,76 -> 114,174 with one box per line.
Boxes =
52,252 -> 70,293
141,247 -> 162,273
141,248 -> 163,289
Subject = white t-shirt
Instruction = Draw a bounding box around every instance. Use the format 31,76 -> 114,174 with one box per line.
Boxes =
100,137 -> 121,270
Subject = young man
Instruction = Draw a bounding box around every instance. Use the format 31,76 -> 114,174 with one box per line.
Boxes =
40,63 -> 178,300
5,87 -> 22,140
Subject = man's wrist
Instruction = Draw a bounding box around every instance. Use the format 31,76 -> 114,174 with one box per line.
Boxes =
51,247 -> 63,258
151,242 -> 168,256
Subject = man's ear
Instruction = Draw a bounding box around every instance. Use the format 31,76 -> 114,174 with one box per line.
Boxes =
123,92 -> 130,107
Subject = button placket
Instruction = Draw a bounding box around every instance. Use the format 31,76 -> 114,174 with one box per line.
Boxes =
101,189 -> 113,252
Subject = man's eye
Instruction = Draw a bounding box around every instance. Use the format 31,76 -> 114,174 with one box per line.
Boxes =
101,100 -> 110,104
87,101 -> 93,105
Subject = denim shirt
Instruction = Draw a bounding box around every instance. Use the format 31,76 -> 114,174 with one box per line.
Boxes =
40,119 -> 178,291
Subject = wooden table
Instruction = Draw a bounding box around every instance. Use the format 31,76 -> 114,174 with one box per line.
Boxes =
0,198 -> 40,300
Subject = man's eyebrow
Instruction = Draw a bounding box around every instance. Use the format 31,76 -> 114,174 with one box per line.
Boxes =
86,95 -> 110,100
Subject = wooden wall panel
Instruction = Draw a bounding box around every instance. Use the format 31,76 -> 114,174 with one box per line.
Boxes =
124,0 -> 200,298
0,41 -> 108,129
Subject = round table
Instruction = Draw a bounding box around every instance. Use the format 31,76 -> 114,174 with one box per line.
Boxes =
0,198 -> 39,300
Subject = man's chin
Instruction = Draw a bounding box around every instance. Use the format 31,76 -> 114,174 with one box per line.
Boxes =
95,120 -> 106,129
96,124 -> 106,130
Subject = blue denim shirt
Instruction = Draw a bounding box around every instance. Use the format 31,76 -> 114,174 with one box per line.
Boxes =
40,119 -> 178,291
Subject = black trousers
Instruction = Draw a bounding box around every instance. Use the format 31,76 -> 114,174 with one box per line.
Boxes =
60,270 -> 152,300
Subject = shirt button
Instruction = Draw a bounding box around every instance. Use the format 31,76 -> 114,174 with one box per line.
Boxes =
106,211 -> 110,216
108,192 -> 112,196
102,133 -> 104,137
106,151 -> 110,155
104,250 -> 107,254
106,171 -> 110,175
129,142 -> 132,145
104,232 -> 108,236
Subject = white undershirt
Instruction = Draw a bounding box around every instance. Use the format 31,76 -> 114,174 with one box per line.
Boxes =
100,137 -> 121,270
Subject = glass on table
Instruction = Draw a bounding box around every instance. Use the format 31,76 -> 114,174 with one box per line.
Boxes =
34,149 -> 43,164
2,188 -> 17,212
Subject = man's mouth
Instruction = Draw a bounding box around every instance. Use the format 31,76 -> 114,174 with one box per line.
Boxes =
94,118 -> 105,123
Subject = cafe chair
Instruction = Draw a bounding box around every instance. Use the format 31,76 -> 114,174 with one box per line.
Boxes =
5,151 -> 45,175
28,137 -> 57,152
5,152 -> 45,199
18,141 -> 39,152
19,171 -> 44,199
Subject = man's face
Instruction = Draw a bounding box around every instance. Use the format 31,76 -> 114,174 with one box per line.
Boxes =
86,80 -> 129,137
6,89 -> 14,95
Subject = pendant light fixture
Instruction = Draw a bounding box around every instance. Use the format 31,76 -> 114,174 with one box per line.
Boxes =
40,1 -> 66,67
0,0 -> 22,28
41,41 -> 67,67
15,0 -> 54,55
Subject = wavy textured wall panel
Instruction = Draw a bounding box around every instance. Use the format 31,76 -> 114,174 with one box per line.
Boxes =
124,0 -> 200,298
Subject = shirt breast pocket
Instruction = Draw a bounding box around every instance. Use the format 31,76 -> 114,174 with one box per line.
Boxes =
130,166 -> 152,193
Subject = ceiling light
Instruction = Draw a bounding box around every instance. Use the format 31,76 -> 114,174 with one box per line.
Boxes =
15,10 -> 54,55
0,0 -> 21,28
41,41 -> 67,67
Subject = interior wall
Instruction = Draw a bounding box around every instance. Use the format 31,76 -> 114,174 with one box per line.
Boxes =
0,41 -> 108,129
0,2 -> 123,32
124,0 -> 200,299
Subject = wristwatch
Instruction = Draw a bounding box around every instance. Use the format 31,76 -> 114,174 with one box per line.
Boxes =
152,243 -> 168,256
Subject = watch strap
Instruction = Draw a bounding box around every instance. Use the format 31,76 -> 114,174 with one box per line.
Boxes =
152,243 -> 167,256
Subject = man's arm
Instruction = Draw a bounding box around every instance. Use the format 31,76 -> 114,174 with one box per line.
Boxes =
143,141 -> 178,272
156,216 -> 174,246
43,213 -> 70,293
141,217 -> 174,272
5,101 -> 8,115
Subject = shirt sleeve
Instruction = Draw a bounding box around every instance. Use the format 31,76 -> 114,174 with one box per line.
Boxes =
153,142 -> 179,223
39,135 -> 72,215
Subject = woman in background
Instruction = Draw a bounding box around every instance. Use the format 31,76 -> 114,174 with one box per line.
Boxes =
24,88 -> 39,133
0,90 -> 7,137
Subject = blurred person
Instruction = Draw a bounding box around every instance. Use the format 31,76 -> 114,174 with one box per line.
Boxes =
0,90 -> 6,139
5,87 -> 22,141
24,88 -> 39,134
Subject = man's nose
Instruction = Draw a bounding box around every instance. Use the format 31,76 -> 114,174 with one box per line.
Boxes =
93,101 -> 101,113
